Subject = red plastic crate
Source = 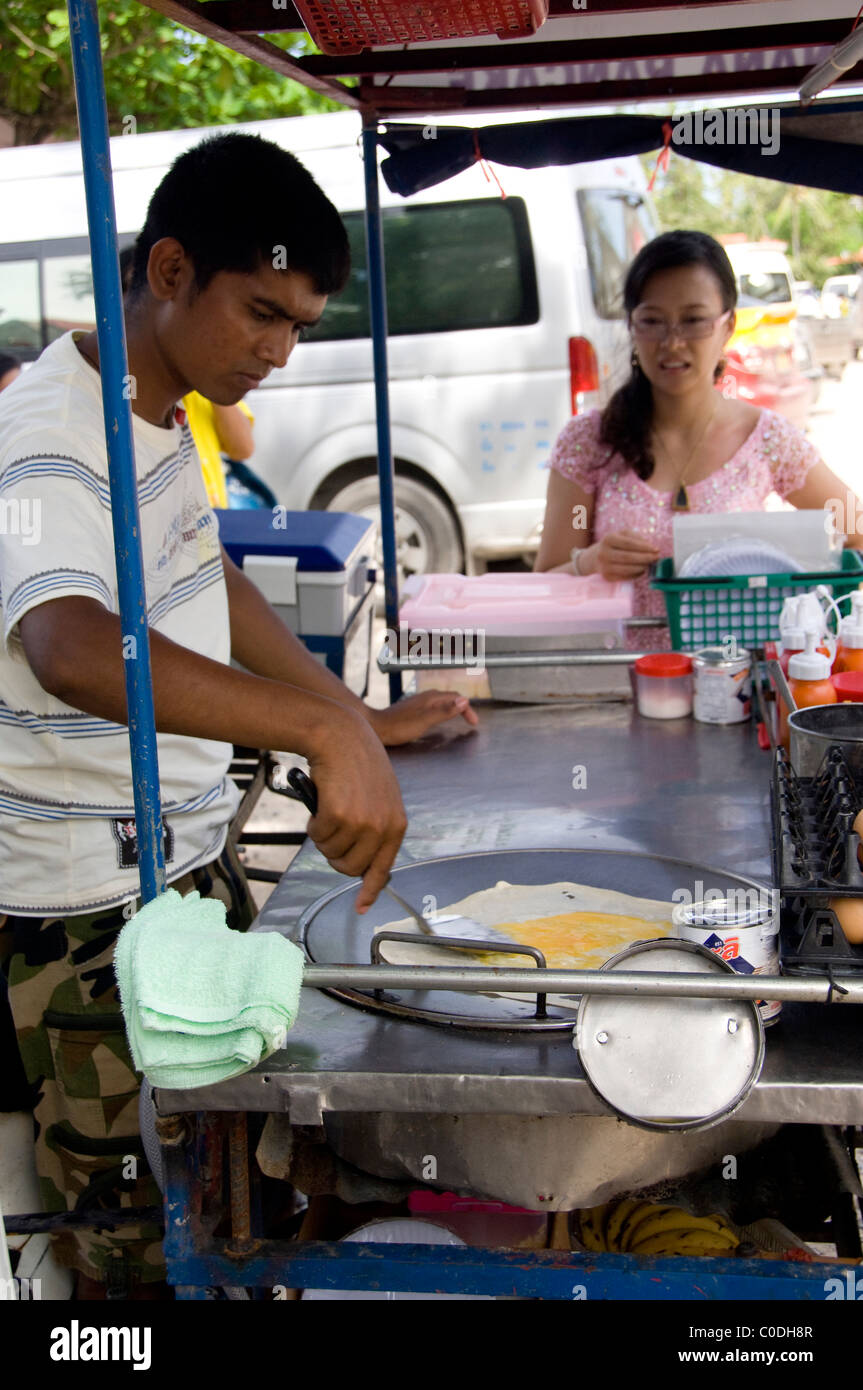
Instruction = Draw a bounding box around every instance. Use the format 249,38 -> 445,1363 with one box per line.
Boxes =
295,1 -> 549,56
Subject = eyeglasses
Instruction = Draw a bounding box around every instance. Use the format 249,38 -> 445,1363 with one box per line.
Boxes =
630,310 -> 731,342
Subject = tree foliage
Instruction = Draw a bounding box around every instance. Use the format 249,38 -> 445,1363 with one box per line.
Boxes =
647,148 -> 863,287
0,2 -> 343,146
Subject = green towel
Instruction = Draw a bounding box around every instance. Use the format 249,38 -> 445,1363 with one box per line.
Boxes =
114,887 -> 304,1089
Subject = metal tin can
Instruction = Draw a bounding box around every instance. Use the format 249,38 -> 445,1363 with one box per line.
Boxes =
672,896 -> 781,1025
692,645 -> 752,724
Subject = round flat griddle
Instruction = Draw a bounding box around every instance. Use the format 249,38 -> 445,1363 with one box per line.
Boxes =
298,849 -> 771,1032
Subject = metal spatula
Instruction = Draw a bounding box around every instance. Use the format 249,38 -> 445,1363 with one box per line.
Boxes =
285,768 -> 515,947
380,880 -> 517,946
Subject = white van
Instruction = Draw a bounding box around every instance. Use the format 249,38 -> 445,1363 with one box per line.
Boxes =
0,112 -> 656,575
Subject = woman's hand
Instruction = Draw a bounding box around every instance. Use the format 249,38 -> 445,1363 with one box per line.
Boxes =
584,529 -> 661,581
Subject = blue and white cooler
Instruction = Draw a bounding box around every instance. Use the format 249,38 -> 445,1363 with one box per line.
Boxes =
216,509 -> 377,697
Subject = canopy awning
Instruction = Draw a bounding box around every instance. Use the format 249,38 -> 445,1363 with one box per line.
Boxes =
142,2 -> 863,116
378,101 -> 863,198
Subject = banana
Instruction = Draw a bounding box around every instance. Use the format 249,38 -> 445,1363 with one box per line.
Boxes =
615,1201 -> 660,1252
626,1208 -> 731,1249
576,1200 -> 739,1257
604,1199 -> 644,1253
576,1205 -> 609,1252
632,1227 -> 739,1257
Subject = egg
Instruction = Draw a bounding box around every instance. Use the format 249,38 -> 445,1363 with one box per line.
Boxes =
483,911 -> 671,970
828,897 -> 863,945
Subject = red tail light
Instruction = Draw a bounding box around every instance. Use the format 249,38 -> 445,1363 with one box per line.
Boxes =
568,336 -> 599,414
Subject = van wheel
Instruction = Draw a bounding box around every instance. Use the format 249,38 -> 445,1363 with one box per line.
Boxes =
324,473 -> 464,582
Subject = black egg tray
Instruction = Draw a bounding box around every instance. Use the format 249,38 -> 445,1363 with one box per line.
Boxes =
772,746 -> 863,896
779,896 -> 863,976
771,746 -> 863,974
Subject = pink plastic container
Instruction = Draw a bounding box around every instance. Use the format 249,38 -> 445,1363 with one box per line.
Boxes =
408,1190 -> 547,1248
399,572 -> 633,637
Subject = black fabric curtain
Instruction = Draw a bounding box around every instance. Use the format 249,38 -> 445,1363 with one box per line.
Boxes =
378,103 -> 863,199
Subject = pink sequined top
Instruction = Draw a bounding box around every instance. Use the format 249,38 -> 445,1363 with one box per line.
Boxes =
549,407 -> 822,650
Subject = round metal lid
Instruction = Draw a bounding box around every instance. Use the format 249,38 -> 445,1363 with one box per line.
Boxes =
575,939 -> 764,1132
693,646 -> 750,671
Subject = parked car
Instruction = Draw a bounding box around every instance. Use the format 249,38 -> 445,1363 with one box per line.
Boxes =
822,272 -> 863,356
793,278 -> 852,380
0,111 -> 657,578
718,241 -> 815,428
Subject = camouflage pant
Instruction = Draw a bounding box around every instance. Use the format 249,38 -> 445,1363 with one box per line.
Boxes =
0,839 -> 255,1290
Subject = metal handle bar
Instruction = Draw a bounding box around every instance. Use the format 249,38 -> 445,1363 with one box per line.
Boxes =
371,929 -> 549,1017
301,965 -> 861,1004
377,647 -> 652,672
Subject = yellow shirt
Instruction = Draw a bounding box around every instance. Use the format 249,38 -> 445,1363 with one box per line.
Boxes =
182,392 -> 254,509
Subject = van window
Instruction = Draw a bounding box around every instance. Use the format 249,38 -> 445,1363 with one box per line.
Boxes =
823,277 -> 858,301
306,196 -> 538,341
578,189 -> 653,319
737,270 -> 793,308
0,237 -> 134,358
0,258 -> 41,353
43,254 -> 96,341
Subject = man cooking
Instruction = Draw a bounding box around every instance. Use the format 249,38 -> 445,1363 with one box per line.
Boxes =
0,132 -> 476,1299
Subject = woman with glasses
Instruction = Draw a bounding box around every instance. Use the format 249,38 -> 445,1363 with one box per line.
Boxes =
535,230 -> 861,648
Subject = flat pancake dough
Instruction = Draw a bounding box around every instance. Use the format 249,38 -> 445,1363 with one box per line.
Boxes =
375,880 -> 675,1004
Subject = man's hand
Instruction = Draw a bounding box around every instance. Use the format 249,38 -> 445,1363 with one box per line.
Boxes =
305,708 -> 408,913
20,595 -> 409,913
368,690 -> 479,747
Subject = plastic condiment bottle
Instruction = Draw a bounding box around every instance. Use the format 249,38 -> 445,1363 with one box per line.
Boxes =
788,631 -> 839,711
778,595 -> 832,674
778,597 -> 808,677
835,593 -> 863,673
781,630 -> 838,749
777,600 -> 827,744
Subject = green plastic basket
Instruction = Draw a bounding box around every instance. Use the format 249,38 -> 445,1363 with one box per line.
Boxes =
651,549 -> 863,652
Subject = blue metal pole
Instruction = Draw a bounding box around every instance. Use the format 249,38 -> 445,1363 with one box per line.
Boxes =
67,0 -> 166,900
361,117 -> 403,703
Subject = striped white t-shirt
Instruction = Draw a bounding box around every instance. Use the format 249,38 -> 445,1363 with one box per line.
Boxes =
0,332 -> 240,914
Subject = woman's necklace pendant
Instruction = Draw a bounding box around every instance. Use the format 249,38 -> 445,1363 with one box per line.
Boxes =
672,482 -> 690,512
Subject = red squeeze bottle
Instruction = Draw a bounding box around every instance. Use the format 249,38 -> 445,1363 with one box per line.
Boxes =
835,594 -> 863,674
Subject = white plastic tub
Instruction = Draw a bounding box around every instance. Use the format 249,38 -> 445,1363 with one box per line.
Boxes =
633,653 -> 693,719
